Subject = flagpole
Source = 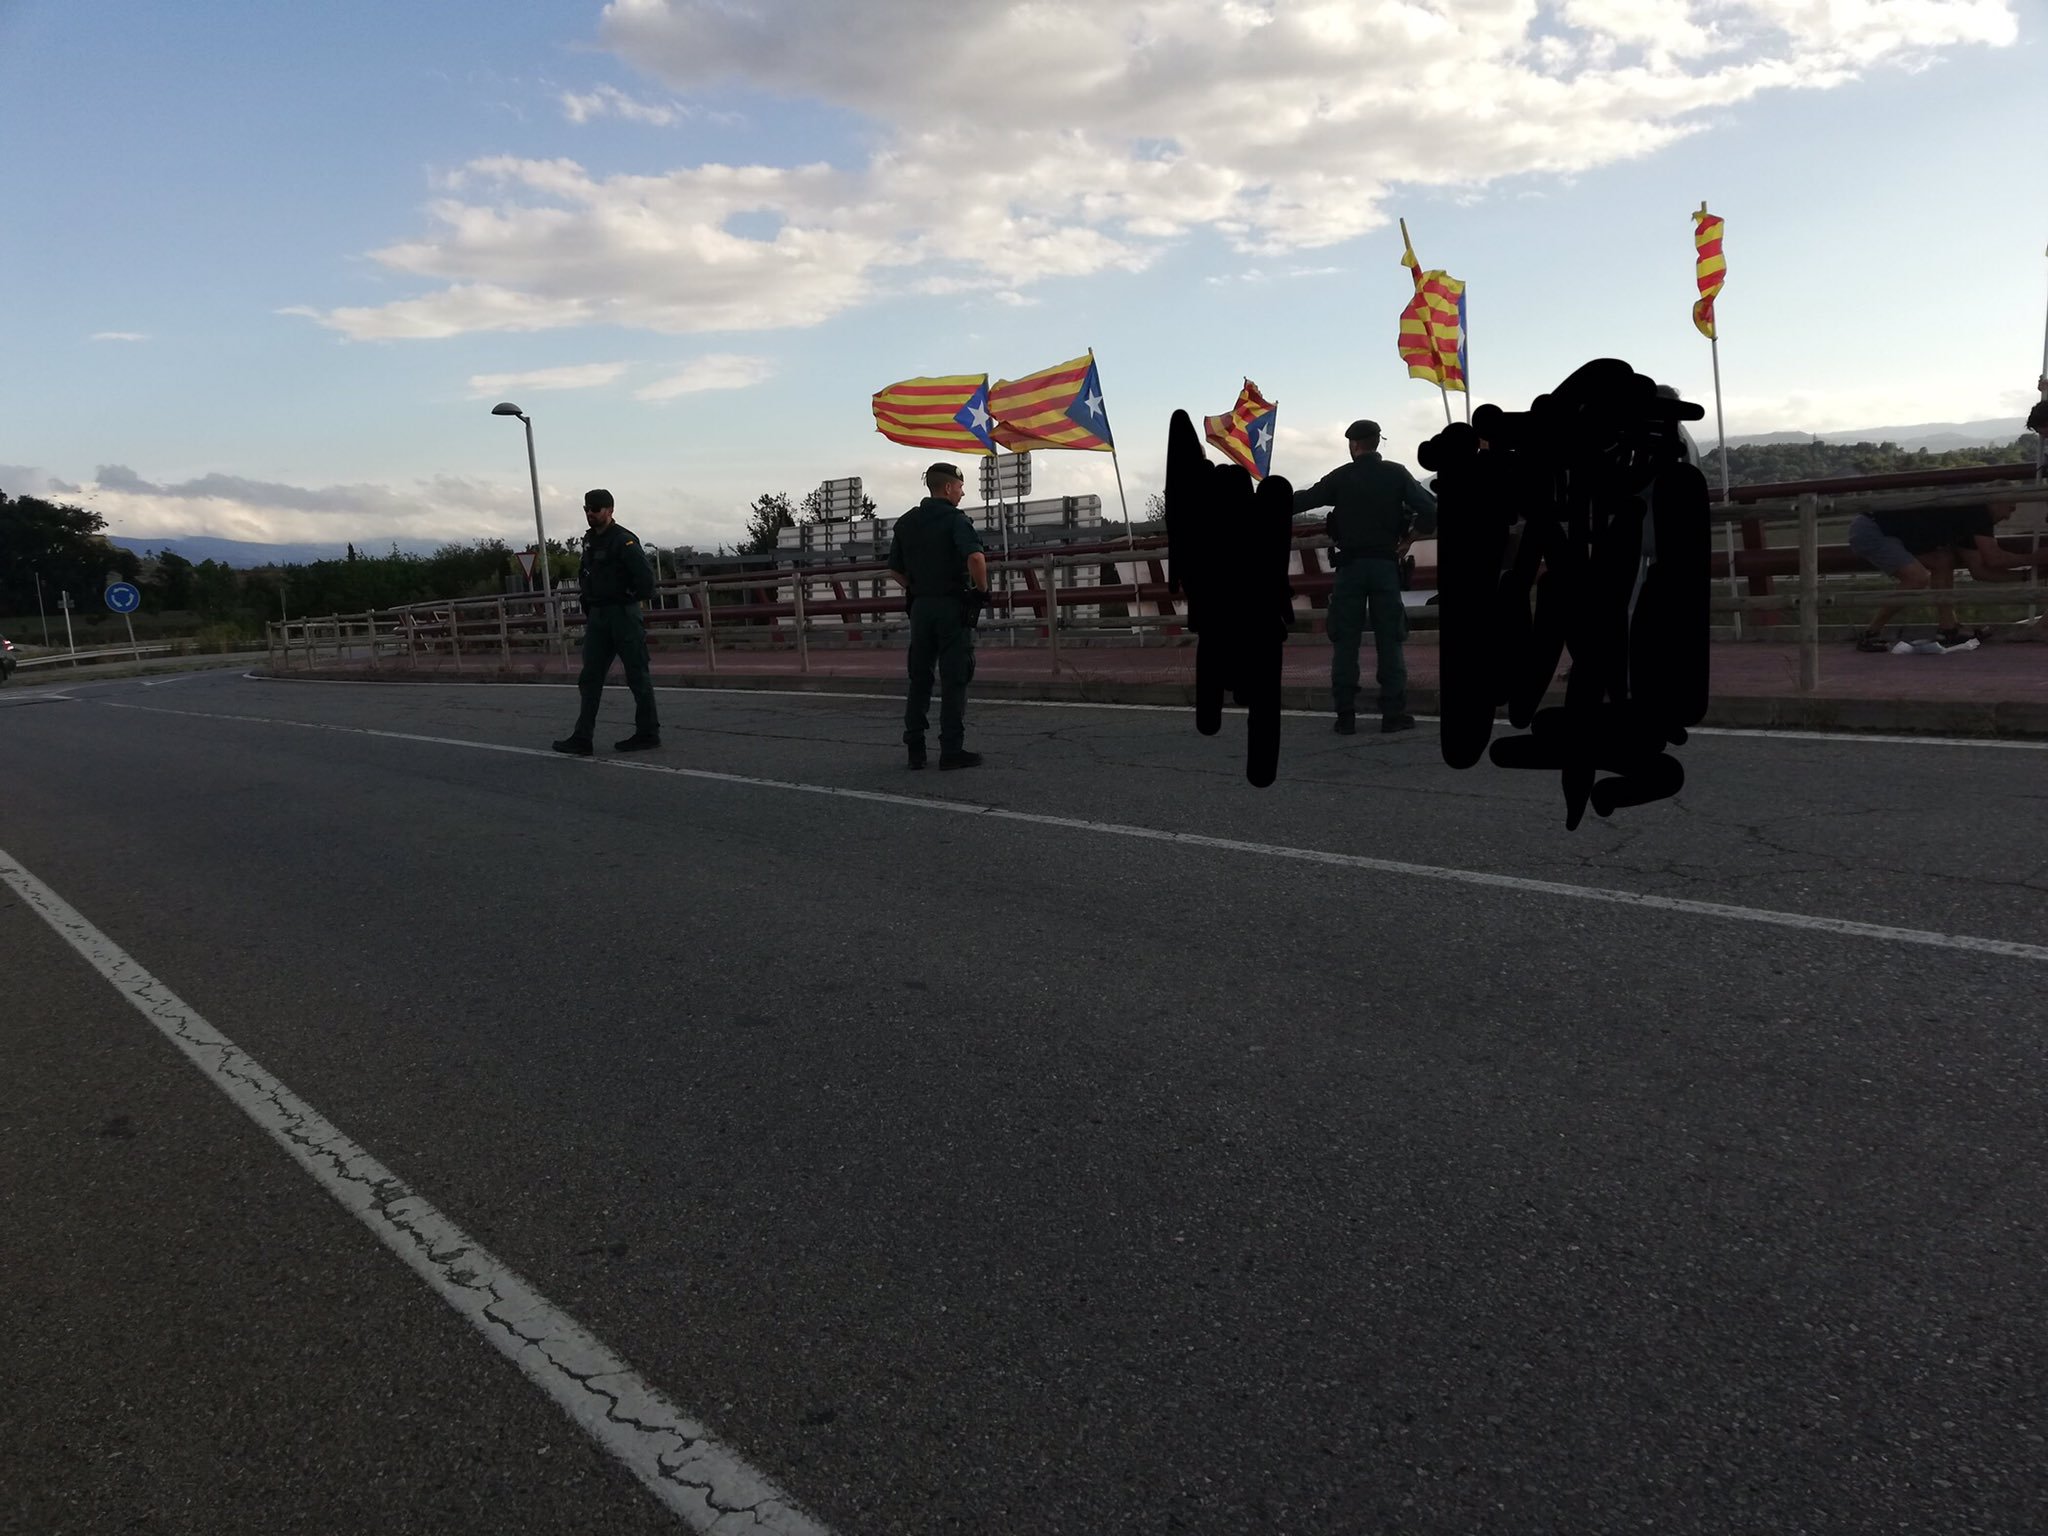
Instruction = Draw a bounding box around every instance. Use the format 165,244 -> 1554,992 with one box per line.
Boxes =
2036,241 -> 2047,482
1710,332 -> 1731,503
1460,293 -> 1472,423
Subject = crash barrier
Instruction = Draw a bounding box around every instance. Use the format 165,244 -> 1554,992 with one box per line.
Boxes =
272,469 -> 2046,697
15,642 -> 180,669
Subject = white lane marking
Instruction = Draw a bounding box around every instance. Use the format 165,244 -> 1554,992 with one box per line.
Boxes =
99,699 -> 2048,963
0,851 -> 833,1536
238,674 -> 2048,750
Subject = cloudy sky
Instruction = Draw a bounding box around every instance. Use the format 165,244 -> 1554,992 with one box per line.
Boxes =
2,0 -> 2039,554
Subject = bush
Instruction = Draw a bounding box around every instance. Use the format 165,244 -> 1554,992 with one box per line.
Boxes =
193,622 -> 260,654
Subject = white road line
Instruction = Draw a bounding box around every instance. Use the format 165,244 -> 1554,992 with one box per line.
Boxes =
100,699 -> 2048,963
0,849 -> 833,1536
238,674 -> 2048,750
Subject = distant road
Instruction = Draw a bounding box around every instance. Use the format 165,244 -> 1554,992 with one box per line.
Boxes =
5,671 -> 2045,1535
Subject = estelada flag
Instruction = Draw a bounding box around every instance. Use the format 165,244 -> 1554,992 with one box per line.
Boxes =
988,353 -> 1113,451
1692,205 -> 1726,340
871,374 -> 998,455
1203,379 -> 1278,479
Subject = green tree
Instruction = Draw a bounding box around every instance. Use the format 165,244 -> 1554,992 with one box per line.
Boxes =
147,550 -> 197,609
739,492 -> 797,555
0,492 -> 140,615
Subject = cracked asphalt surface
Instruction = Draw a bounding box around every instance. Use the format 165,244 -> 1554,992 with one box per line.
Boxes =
4,670 -> 2045,1535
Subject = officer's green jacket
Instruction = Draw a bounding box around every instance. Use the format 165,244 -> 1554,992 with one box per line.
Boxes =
885,497 -> 984,597
1292,453 -> 1438,562
579,521 -> 655,606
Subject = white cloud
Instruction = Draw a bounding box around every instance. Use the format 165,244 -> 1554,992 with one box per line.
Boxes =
90,331 -> 149,342
467,361 -> 630,398
67,463 -> 763,554
289,1 -> 2014,341
634,353 -> 776,400
560,83 -> 686,126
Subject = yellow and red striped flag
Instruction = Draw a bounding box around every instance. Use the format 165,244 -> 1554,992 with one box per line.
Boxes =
1202,379 -> 1278,478
988,353 -> 1113,452
1398,226 -> 1467,392
1692,204 -> 1726,340
870,374 -> 997,456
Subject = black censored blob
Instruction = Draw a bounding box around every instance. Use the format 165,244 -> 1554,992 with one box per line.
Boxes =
1420,359 -> 1711,830
1164,410 -> 1296,787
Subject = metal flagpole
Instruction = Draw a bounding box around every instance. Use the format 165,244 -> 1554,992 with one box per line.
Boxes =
1709,333 -> 1731,504
2036,241 -> 2047,482
1088,347 -> 1141,641
1459,290 -> 1472,423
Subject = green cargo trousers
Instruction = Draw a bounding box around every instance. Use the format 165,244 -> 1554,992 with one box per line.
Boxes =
572,601 -> 660,740
904,595 -> 975,754
1326,557 -> 1408,717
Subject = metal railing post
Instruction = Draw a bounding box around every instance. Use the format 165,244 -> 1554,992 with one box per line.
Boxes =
792,571 -> 809,674
1046,551 -> 1059,673
1724,521 -> 1742,642
696,581 -> 717,674
497,597 -> 510,666
404,610 -> 418,669
449,603 -> 464,672
1797,492 -> 1820,693
364,611 -> 379,672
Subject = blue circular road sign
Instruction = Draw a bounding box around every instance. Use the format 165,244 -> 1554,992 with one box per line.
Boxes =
105,582 -> 141,613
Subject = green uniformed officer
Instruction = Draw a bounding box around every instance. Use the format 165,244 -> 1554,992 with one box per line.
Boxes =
886,463 -> 990,769
552,489 -> 661,755
1293,420 -> 1438,734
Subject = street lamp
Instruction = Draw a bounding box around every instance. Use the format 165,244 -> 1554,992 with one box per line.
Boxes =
492,402 -> 555,630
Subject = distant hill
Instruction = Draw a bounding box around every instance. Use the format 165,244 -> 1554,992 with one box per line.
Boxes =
110,535 -> 450,568
1728,417 -> 2027,453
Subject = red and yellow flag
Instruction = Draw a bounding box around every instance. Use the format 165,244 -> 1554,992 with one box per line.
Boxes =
1692,204 -> 1726,340
1398,225 -> 1466,392
988,353 -> 1113,451
1202,379 -> 1278,479
870,373 -> 997,456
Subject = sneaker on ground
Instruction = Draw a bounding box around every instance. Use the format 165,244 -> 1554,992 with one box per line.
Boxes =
614,734 -> 662,751
1855,631 -> 1891,653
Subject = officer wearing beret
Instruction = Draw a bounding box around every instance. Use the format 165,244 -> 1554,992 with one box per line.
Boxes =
1293,420 -> 1437,734
553,488 -> 662,755
886,463 -> 990,769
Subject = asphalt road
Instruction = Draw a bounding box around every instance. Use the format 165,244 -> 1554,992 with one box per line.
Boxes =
4,670 -> 2045,1536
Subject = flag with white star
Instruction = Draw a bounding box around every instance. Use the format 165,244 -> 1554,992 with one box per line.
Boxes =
987,353 -> 1114,452
871,373 -> 998,455
1203,379 -> 1278,479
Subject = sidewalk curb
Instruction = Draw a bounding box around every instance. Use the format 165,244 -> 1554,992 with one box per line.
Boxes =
258,665 -> 2048,739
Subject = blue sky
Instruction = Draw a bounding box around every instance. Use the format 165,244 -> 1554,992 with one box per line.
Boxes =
1,0 -> 2038,555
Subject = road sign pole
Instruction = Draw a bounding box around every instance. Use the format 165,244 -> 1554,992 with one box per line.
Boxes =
123,613 -> 140,662
61,593 -> 76,665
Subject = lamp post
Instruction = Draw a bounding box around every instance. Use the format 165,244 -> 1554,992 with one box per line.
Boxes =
492,402 -> 555,632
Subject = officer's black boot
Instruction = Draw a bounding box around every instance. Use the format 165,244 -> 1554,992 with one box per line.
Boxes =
907,738 -> 927,769
1333,712 -> 1356,735
614,733 -> 661,751
1381,713 -> 1417,734
938,749 -> 982,770
553,736 -> 593,756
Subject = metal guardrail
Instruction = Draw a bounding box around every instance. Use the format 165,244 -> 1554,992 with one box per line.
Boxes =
16,642 -> 178,669
272,469 -> 2047,696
